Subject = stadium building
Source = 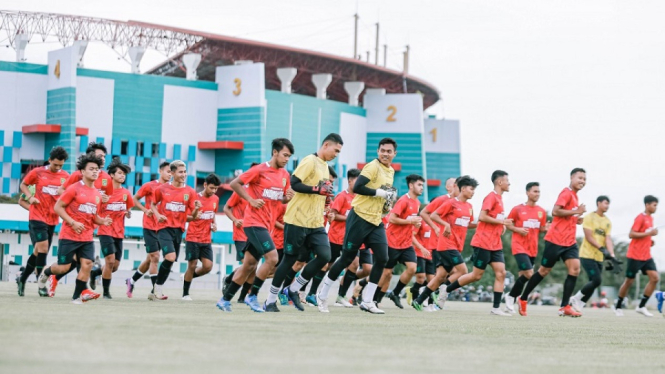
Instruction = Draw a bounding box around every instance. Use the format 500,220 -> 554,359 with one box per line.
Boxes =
0,11 -> 460,280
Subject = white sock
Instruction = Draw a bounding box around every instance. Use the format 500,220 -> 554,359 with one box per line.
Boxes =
289,275 -> 308,293
266,285 -> 280,304
362,282 -> 378,303
318,277 -> 334,300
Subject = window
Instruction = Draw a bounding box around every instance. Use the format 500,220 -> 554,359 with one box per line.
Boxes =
120,140 -> 129,155
136,141 -> 144,158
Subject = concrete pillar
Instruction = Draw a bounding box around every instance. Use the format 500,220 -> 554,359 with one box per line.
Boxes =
73,40 -> 88,67
183,53 -> 201,81
276,68 -> 297,93
312,73 -> 332,100
344,81 -> 364,106
365,88 -> 386,96
129,46 -> 146,74
15,33 -> 30,62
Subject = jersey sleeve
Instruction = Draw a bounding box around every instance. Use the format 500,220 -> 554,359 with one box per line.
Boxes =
554,190 -> 571,208
631,215 -> 644,233
425,198 -> 441,213
238,167 -> 260,185
605,220 -> 612,237
539,208 -> 547,227
481,193 -> 495,212
63,171 -> 82,188
508,206 -> 519,222
135,183 -> 150,199
103,176 -> 113,196
227,192 -> 240,208
125,190 -> 135,209
22,168 -> 39,185
434,199 -> 453,217
331,193 -> 346,213
359,161 -> 378,181
187,188 -> 196,211
292,156 -> 315,182
153,186 -> 163,205
582,214 -> 595,230
58,185 -> 77,206
389,197 -> 407,217
283,170 -> 291,193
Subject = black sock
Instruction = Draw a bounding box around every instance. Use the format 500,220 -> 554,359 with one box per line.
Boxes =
428,294 -> 434,304
239,282 -> 252,300
223,281 -> 242,301
416,287 -> 434,304
44,267 -> 53,277
392,280 -> 407,296
282,268 -> 298,290
36,253 -> 47,277
374,290 -> 385,303
102,278 -> 111,294
444,280 -> 451,286
73,279 -> 87,300
299,280 -> 309,292
410,282 -> 423,298
183,281 -> 191,296
193,271 -> 202,279
639,294 -> 650,308
91,267 -> 102,279
55,260 -> 77,281
359,278 -> 368,287
446,280 -> 461,293
156,260 -> 173,285
132,270 -> 144,282
249,278 -> 265,296
561,275 -> 578,307
308,270 -> 326,296
616,296 -> 624,309
338,271 -> 357,297
19,254 -> 37,283
224,270 -> 235,285
509,275 -> 528,298
493,291 -> 502,308
520,272 -> 544,301
150,274 -> 157,292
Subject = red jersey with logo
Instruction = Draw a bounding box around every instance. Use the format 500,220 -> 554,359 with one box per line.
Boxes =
227,191 -> 248,242
98,187 -> 135,238
415,221 -> 433,260
22,166 -> 70,226
425,194 -> 451,250
135,180 -> 163,232
58,182 -> 102,242
435,198 -> 474,252
153,183 -> 197,231
387,194 -> 421,249
544,188 -> 579,247
272,203 -> 286,249
238,163 -> 291,230
508,204 -> 547,257
627,213 -> 654,261
470,192 -> 506,251
64,170 -> 113,196
186,193 -> 219,244
328,190 -> 355,245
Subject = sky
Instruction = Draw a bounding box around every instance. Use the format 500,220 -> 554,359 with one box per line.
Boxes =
2,0 -> 665,262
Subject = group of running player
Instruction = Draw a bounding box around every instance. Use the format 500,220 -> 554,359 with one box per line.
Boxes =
15,137 -> 663,318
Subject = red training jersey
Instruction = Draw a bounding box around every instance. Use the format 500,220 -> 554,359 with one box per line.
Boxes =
58,182 -> 102,242
424,194 -> 451,250
227,191 -> 248,242
415,221 -> 433,260
470,191 -> 506,251
238,162 -> 291,230
64,170 -> 113,196
135,180 -> 164,232
627,213 -> 654,261
272,203 -> 286,249
153,183 -> 197,231
186,193 -> 219,244
508,203 -> 547,257
386,194 -> 421,249
22,166 -> 70,226
435,198 -> 474,252
97,187 -> 135,238
328,190 -> 355,245
544,187 -> 579,247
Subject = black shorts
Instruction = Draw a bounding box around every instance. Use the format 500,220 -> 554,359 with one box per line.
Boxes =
434,250 -> 465,273
541,241 -> 578,268
581,258 -> 603,278
514,253 -> 536,271
29,220 -> 55,247
358,249 -> 373,266
386,247 -> 417,269
417,257 -> 436,275
244,226 -> 276,261
330,243 -> 342,263
143,229 -> 160,254
185,241 -> 213,262
471,247 -> 504,270
234,241 -> 246,261
284,223 -> 330,262
626,258 -> 657,279
157,227 -> 183,259
99,235 -> 123,261
343,209 -> 387,251
57,239 -> 95,265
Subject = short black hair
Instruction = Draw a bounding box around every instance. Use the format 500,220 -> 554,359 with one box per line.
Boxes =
49,146 -> 68,161
85,142 -> 108,155
159,161 -> 170,170
457,175 -> 479,190
526,182 -> 539,191
596,195 -> 610,204
205,173 -> 222,186
322,133 -> 344,146
347,168 -> 361,179
76,152 -> 103,171
570,168 -> 586,176
491,170 -> 508,184
250,162 -> 260,168
645,195 -> 659,205
272,138 -> 294,155
107,158 -> 131,175
378,137 -> 397,150
328,165 -> 338,179
406,174 -> 425,186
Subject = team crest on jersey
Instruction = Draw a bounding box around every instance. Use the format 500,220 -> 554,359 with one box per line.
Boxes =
469,208 -> 473,216
184,194 -> 189,201
95,196 -> 100,204
102,179 -> 108,186
538,211 -> 543,218
282,178 -> 287,187
213,203 -> 217,210
60,178 -> 66,185
123,194 -> 127,201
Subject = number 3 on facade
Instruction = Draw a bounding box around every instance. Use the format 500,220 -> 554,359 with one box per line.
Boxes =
233,78 -> 242,96
386,105 -> 397,122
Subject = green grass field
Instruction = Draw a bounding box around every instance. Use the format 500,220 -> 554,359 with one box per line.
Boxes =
1,282 -> 664,374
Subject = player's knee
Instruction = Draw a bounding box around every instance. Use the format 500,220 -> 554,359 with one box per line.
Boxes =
539,267 -> 551,276
494,269 -> 506,280
649,273 -> 659,283
591,275 -> 602,288
405,263 -> 417,274
164,253 -> 176,262
149,252 -> 159,263
318,251 -> 332,264
523,270 -> 534,278
106,257 -> 116,269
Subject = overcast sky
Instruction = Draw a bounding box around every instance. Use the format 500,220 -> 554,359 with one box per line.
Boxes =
2,0 -> 665,262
